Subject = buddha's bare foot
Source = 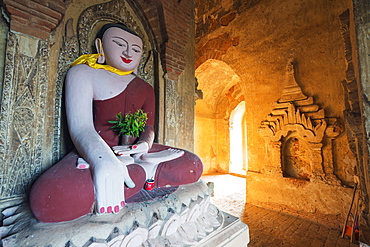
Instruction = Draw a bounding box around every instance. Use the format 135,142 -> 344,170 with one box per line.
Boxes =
77,158 -> 90,169
139,148 -> 184,163
117,155 -> 135,165
134,148 -> 184,180
112,145 -> 131,156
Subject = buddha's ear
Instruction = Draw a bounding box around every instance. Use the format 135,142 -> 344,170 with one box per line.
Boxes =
95,38 -> 105,64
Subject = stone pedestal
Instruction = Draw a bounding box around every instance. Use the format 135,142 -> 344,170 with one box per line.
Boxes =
196,213 -> 249,247
1,180 -> 249,246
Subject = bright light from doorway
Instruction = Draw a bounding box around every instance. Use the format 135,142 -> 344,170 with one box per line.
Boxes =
229,101 -> 247,176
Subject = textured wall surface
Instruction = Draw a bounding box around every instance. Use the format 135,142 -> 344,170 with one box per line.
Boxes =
195,0 -> 359,221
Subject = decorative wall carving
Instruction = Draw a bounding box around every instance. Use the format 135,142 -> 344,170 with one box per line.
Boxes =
259,60 -> 342,184
0,32 -> 49,202
52,19 -> 79,162
53,0 -> 156,161
259,101 -> 327,143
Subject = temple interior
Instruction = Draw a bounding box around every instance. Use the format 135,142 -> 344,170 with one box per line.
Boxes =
1,0 -> 370,246
196,0 -> 370,243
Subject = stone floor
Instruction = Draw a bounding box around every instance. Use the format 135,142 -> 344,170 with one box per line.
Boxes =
201,174 -> 360,247
242,204 -> 358,247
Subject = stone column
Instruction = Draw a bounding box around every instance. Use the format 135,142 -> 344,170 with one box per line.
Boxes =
353,0 -> 370,225
309,142 -> 325,180
0,0 -> 66,208
0,31 -> 50,207
269,141 -> 283,175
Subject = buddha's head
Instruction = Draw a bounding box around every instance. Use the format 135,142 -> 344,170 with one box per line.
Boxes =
95,23 -> 143,72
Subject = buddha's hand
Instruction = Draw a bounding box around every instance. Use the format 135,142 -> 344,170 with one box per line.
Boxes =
112,141 -> 149,156
93,155 -> 135,214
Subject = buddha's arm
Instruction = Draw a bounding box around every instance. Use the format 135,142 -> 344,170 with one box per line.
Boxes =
65,65 -> 134,213
65,65 -> 116,165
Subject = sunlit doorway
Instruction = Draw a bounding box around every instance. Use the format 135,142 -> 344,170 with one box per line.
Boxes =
195,59 -> 247,221
229,101 -> 247,176
194,59 -> 242,174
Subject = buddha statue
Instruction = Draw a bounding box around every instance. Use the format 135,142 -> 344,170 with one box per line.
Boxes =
29,23 -> 203,223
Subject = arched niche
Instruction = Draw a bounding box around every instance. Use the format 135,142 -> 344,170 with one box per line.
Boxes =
259,60 -> 343,184
282,135 -> 311,181
195,59 -> 244,174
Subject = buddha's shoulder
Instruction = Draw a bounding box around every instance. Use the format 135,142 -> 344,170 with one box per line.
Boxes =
67,64 -> 104,78
67,64 -> 107,83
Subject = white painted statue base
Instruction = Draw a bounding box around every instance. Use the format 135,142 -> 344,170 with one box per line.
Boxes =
1,180 -> 249,246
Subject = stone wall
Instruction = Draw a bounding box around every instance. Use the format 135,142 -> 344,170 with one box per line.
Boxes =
0,0 -> 196,208
195,0 -> 360,222
352,0 -> 370,234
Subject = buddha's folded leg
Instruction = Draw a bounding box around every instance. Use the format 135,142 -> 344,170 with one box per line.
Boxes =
149,144 -> 203,188
29,150 -> 146,223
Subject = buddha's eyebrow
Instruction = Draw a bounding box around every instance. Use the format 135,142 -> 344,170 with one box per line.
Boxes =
112,36 -> 142,50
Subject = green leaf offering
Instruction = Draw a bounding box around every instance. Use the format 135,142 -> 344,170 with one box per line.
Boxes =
108,109 -> 148,138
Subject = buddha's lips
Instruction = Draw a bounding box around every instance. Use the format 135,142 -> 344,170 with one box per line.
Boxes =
121,57 -> 132,63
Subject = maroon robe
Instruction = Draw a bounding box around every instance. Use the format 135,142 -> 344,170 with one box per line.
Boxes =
29,77 -> 203,223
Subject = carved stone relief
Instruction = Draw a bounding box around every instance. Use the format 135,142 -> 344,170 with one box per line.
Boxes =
0,181 -> 242,247
53,0 -> 156,161
0,32 -> 49,202
0,15 -> 8,93
259,60 -> 342,184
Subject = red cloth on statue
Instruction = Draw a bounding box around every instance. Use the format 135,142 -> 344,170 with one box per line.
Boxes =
93,77 -> 155,147
29,77 -> 203,223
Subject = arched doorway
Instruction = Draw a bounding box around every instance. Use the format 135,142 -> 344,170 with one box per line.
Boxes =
229,101 -> 247,176
194,59 -> 244,174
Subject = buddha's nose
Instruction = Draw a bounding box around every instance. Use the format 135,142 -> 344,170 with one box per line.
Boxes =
122,48 -> 132,58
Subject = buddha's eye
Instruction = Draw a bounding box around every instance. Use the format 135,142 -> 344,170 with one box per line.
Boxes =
133,48 -> 141,53
113,40 -> 126,47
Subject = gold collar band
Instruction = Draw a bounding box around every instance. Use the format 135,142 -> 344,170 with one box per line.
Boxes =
71,53 -> 134,76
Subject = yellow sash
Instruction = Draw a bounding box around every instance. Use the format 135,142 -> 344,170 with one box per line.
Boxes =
71,53 -> 134,76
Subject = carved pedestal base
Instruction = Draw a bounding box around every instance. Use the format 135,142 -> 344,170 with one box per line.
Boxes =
1,180 -> 249,247
196,213 -> 249,247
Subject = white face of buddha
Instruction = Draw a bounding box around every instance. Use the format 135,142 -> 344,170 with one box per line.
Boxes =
99,27 -> 143,72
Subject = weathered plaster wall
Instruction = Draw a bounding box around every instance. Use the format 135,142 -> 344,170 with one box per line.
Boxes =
195,0 -> 356,221
352,0 -> 370,236
162,0 -> 196,151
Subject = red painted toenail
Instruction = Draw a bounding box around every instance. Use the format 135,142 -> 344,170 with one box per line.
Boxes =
121,201 -> 125,207
107,206 -> 112,213
132,145 -> 138,149
100,207 -> 105,213
114,205 -> 119,213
